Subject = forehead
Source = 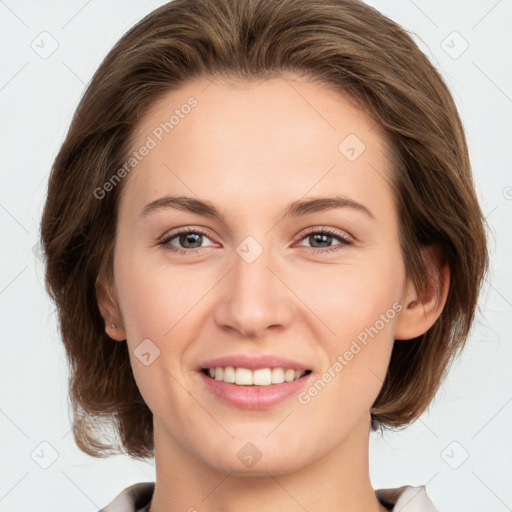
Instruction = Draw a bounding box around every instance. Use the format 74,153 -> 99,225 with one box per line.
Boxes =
121,75 -> 395,220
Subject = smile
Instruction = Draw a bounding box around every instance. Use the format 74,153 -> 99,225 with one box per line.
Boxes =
202,367 -> 312,386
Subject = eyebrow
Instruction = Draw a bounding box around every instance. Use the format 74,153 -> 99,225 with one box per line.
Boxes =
140,194 -> 374,222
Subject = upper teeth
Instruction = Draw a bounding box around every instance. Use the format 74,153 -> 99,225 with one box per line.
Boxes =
207,367 -> 307,386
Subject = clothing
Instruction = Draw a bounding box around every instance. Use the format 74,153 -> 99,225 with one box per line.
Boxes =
99,481 -> 439,511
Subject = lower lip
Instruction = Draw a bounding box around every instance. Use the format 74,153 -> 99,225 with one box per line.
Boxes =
199,371 -> 314,409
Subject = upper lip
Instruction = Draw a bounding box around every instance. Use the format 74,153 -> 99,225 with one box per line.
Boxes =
199,354 -> 312,372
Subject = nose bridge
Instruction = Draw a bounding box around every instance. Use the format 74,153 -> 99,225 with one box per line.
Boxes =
213,236 -> 292,336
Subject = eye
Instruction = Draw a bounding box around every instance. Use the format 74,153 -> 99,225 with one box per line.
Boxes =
158,226 -> 353,256
294,227 -> 352,254
158,227 -> 217,254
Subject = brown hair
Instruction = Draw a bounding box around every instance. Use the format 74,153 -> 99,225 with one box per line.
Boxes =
41,0 -> 488,459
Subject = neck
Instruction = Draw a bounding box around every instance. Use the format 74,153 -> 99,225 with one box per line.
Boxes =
148,413 -> 387,512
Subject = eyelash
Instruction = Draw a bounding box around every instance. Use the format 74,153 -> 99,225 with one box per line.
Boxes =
158,226 -> 352,255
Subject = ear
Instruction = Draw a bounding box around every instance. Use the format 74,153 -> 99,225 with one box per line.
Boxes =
95,275 -> 127,342
395,245 -> 450,340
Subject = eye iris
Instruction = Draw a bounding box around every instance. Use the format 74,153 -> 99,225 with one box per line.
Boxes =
310,233 -> 331,248
180,232 -> 202,248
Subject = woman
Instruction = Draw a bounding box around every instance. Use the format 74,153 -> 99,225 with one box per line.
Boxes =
40,0 -> 488,510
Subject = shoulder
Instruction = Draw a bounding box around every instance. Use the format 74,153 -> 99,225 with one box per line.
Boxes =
100,481 -> 438,512
376,485 -> 439,511
99,482 -> 155,512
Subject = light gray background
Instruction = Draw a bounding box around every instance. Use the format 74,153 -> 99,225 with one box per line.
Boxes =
0,1 -> 511,511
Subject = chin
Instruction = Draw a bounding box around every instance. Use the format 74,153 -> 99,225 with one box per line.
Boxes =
208,452 -> 309,478
199,435 -> 314,477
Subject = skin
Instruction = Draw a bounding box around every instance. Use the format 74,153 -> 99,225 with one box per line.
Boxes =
97,75 -> 449,512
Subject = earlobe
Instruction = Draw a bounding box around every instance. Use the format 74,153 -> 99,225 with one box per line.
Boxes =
95,277 -> 127,342
395,246 -> 450,341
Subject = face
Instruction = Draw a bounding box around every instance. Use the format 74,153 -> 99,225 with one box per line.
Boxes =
108,76 -> 409,475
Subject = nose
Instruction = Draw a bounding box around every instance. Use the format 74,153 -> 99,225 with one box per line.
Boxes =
212,242 -> 294,339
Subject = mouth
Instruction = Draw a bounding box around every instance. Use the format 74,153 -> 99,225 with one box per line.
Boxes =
200,367 -> 313,386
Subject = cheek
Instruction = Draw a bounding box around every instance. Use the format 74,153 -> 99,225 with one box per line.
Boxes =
298,278 -> 401,432
112,247 -> 215,402
304,255 -> 405,340
302,249 -> 405,392
114,249 -> 206,340
112,252 -> 196,412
